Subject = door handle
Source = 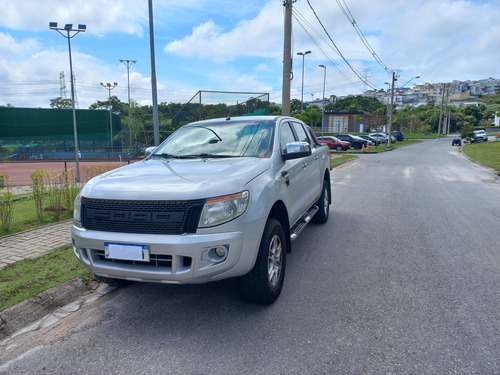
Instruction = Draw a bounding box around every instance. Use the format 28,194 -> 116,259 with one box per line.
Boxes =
281,171 -> 290,185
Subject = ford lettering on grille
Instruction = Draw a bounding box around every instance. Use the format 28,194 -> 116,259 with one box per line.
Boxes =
81,197 -> 205,235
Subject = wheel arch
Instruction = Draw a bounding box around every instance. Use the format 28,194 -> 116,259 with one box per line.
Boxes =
268,200 -> 292,254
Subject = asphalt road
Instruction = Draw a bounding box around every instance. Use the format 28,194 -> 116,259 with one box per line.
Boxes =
2,137 -> 499,374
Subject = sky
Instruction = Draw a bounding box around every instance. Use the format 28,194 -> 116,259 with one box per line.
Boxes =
1,0 -> 499,109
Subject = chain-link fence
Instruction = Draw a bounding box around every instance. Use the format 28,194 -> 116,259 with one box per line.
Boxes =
0,159 -> 139,187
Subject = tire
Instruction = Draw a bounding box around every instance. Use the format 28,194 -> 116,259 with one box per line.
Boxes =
312,179 -> 330,224
336,145 -> 342,151
96,275 -> 133,287
354,143 -> 362,150
238,218 -> 286,305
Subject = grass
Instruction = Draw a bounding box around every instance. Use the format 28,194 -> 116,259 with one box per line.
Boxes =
331,154 -> 357,166
0,195 -> 73,236
0,246 -> 95,311
462,141 -> 500,171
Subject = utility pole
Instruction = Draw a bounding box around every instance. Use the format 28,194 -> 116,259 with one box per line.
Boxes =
387,71 -> 397,147
438,83 -> 445,135
148,0 -> 160,146
281,0 -> 292,116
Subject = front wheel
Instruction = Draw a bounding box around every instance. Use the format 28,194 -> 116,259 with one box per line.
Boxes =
238,218 -> 286,305
336,145 -> 342,151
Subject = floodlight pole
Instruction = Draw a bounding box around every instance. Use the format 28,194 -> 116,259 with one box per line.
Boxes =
49,22 -> 86,182
100,82 -> 118,157
120,59 -> 136,149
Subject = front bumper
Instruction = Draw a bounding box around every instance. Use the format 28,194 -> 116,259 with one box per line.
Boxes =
72,219 -> 264,284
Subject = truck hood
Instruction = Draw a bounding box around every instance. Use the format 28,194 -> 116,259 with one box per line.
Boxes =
80,157 -> 271,200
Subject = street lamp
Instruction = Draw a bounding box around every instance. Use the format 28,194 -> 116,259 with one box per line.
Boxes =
120,59 -> 136,150
297,50 -> 311,113
100,82 -> 118,157
318,64 -> 327,136
49,22 -> 86,181
400,75 -> 420,88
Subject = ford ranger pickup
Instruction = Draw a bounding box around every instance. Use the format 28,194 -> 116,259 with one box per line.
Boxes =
72,115 -> 331,304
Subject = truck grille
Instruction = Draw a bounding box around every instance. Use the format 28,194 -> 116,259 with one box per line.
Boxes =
81,197 -> 205,234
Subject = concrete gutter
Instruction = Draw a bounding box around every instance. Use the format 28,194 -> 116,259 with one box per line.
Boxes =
0,277 -> 99,340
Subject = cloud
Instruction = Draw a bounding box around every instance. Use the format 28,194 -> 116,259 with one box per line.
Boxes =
163,2 -> 282,60
1,0 -> 146,36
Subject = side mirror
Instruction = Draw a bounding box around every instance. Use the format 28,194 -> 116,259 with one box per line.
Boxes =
282,141 -> 312,161
144,146 -> 157,157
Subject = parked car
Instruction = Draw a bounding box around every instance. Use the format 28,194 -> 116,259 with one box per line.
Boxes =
366,135 -> 385,145
358,135 -> 377,146
371,133 -> 396,143
471,130 -> 488,143
392,131 -> 405,142
317,136 -> 350,151
335,134 -> 368,149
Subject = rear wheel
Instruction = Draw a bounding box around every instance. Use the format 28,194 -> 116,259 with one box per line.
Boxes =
312,179 -> 330,224
238,218 -> 286,305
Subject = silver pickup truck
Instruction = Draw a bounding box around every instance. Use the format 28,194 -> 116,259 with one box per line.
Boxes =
72,115 -> 331,304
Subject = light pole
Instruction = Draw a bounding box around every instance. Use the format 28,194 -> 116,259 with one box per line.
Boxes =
100,82 -> 118,157
49,22 -> 86,181
120,59 -> 136,150
318,64 -> 327,136
297,50 -> 311,113
400,75 -> 420,88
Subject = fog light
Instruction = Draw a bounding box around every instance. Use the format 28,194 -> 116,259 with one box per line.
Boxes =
207,245 -> 229,263
215,247 -> 226,257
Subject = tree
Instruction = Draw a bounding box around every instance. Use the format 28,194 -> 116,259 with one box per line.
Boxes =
297,107 -> 322,128
290,99 -> 302,115
50,97 -> 72,109
461,105 -> 482,122
89,96 -> 126,116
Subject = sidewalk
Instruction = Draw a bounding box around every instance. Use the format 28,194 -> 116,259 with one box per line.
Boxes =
0,220 -> 73,270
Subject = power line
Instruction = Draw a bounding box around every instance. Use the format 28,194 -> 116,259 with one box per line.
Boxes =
292,9 -> 365,92
303,0 -> 377,90
335,0 -> 391,73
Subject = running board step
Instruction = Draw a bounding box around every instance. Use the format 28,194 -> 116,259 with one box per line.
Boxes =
290,205 -> 319,241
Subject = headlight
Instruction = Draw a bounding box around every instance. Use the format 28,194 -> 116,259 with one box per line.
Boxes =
73,194 -> 82,226
199,191 -> 249,228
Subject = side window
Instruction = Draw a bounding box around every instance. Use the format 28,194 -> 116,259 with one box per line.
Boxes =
306,126 -> 321,147
292,122 -> 311,144
280,122 -> 296,153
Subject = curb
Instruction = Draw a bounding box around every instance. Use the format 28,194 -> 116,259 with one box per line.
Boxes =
0,277 -> 97,340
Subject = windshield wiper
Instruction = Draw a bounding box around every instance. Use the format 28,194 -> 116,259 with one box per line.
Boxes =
154,153 -> 200,159
182,154 -> 234,158
154,153 -> 178,159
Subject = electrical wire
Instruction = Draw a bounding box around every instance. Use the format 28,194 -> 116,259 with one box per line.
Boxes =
335,0 -> 391,74
292,10 -> 365,93
302,0 -> 377,90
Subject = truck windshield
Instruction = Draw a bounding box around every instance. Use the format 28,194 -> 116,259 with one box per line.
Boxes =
152,120 -> 275,158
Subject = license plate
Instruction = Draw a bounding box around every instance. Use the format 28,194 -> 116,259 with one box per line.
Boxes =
105,242 -> 150,262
